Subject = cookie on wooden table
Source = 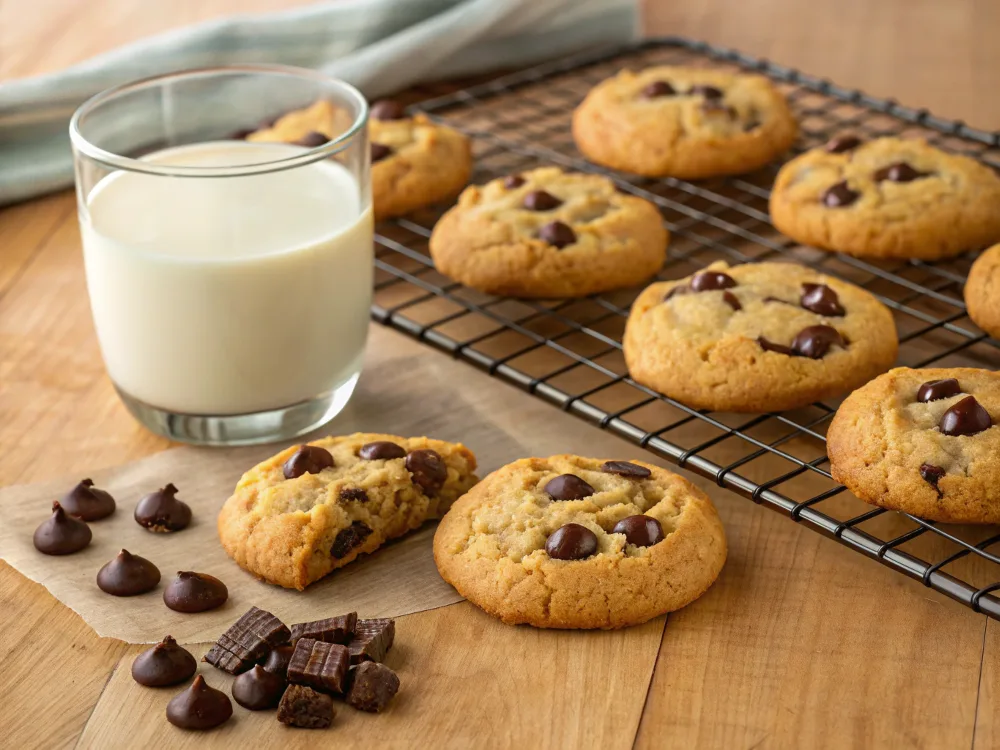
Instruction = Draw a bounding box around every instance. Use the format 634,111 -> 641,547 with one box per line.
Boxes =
572,66 -> 798,179
433,455 -> 726,629
965,243 -> 1000,339
622,261 -> 898,413
429,167 -> 668,298
828,367 -> 1000,524
218,433 -> 478,589
770,135 -> 1000,260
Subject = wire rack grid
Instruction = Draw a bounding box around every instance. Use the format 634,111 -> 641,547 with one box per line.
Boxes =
369,38 -> 1000,620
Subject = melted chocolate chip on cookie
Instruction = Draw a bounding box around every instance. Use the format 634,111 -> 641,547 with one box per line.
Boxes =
504,174 -> 526,189
822,181 -> 860,208
600,461 -> 651,479
874,162 -> 928,183
641,80 -> 677,98
359,441 -> 405,460
800,283 -> 845,317
538,221 -> 576,249
283,445 -> 335,479
405,449 -> 448,493
369,99 -> 406,121
919,463 -> 947,497
371,142 -> 392,163
757,336 -> 794,355
544,474 -> 595,501
689,84 -> 723,99
522,190 -> 562,211
791,325 -> 845,359
612,515 -> 664,547
722,291 -> 742,311
939,396 -> 993,436
825,135 -> 863,153
339,488 -> 369,503
545,523 -> 598,561
331,522 -> 372,559
917,378 -> 962,403
690,271 -> 737,292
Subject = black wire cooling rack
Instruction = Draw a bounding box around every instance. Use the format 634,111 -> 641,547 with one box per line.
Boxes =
370,38 -> 1000,620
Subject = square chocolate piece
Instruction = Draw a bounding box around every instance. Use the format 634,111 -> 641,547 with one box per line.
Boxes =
290,612 -> 357,645
204,606 -> 291,674
287,637 -> 350,694
347,618 -> 395,664
277,684 -> 334,729
346,661 -> 400,713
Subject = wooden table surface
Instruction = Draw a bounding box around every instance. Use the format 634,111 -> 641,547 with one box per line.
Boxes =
3,1 -> 1000,748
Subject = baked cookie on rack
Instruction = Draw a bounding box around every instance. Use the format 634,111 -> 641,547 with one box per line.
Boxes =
429,167 -> 668,298
770,135 -> 1000,260
828,367 -> 1000,524
965,243 -> 1000,339
571,66 -> 798,179
622,261 -> 898,413
433,455 -> 726,629
249,99 -> 472,221
218,433 -> 478,589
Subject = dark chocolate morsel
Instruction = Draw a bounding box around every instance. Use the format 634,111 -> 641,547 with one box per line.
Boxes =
822,181 -> 860,208
600,461 -> 651,479
232,664 -> 287,710
371,142 -> 392,163
873,162 -> 927,183
825,135 -> 862,153
612,515 -> 665,547
339,487 -> 369,503
663,285 -> 691,302
97,549 -> 161,596
690,271 -> 737,292
166,675 -> 233,730
134,483 -> 192,532
204,606 -> 290,674
544,474 -> 595,501
758,336 -> 794,355
545,523 -> 599,561
277,684 -> 334,729
919,463 -> 947,497
295,131 -> 328,148
504,174 -> 526,189
641,80 -> 677,98
265,645 -> 295,676
939,396 -> 993,437
163,571 -> 228,613
916,378 -> 962,403
33,501 -> 92,555
61,478 -> 116,521
722,291 -> 742,311
359,441 -> 406,461
522,190 -> 562,211
689,84 -> 724,99
800,283 -> 845,317
346,661 -> 401,713
791,325 -> 845,359
538,221 -> 577,249
283,445 -> 335,479
132,636 -> 197,687
369,99 -> 406,121
405,449 -> 448,493
331,522 -> 372,559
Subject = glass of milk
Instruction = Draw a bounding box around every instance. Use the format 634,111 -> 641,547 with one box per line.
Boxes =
70,66 -> 373,445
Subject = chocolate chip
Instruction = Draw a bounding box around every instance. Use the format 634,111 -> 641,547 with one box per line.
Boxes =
97,549 -> 161,596
347,661 -> 400,713
277,684 -> 334,729
369,99 -> 406,121
522,190 -> 562,211
800,283 -> 845,317
600,461 -> 651,479
825,135 -> 862,153
204,606 -> 291,674
722,291 -> 742,311
163,571 -> 228,613
689,84 -> 724,99
331,522 -> 372,559
232,665 -> 287,710
340,487 -> 369,503
265,645 -> 295,676
132,636 -> 198,687
134,483 -> 192,532
504,174 -> 526,189
33,501 -> 92,555
291,613 -> 357,645
545,523 -> 598,560
917,378 -> 962,403
544,474 -> 595,501
359,441 -> 405,460
701,100 -> 735,117
612,515 -> 665,547
743,118 -> 761,132
919,463 -> 947,497
288,638 -> 350,694
405,449 -> 448,493
166,675 -> 233,730
690,271 -> 737,292
663,285 -> 691,302
371,142 -> 392,163
347,618 -> 395,664
538,221 -> 576,249
641,80 -> 677,98
758,336 -> 794,355
822,181 -> 860,208
874,162 -> 927,183
283,445 -> 335,479
939,396 -> 993,437
61,478 -> 115,521
791,325 -> 845,359
296,131 -> 328,148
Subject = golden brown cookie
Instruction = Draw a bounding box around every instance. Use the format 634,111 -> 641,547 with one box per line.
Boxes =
218,433 -> 478,589
429,167 -> 668,298
828,368 -> 1000,523
966,243 -> 1000,339
572,66 -> 797,179
770,135 -> 1000,260
623,261 -> 898,412
433,455 -> 726,629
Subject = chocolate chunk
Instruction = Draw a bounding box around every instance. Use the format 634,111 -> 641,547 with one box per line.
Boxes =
347,661 -> 400,713
163,572 -> 228,613
369,99 -> 406,121
641,80 -> 677,98
291,613 -> 358,645
825,135 -> 862,153
690,271 -> 737,292
339,487 -> 369,503
544,474 -> 595,501
689,84 -> 724,99
939,396 -> 993,436
61,479 -> 115,521
758,336 -> 794,355
663,285 -> 691,302
359,441 -> 406,460
538,221 -> 576,249
288,638 -> 350,693
331,522 -> 372,559
134,484 -> 191,532
371,142 -> 392,163
405,449 -> 448,493
33,502 -> 91,555
296,131 -> 328,148
504,174 -> 526,189
612,515 -> 665,547
347,618 -> 395,664
822,181 -> 859,208
277,685 -> 334,729
800,283 -> 845,317
522,190 -> 562,211
131,636 -> 197,687
283,445 -> 335,479
166,675 -> 233,731
97,549 -> 161,596
917,378 -> 962,403
791,325 -> 845,359
204,606 -> 291,674
545,523 -> 598,561
600,461 -> 651,479
919,463 -> 947,497
232,664 -> 287,710
874,162 -> 927,183
722,291 -> 742,311
265,645 -> 295,676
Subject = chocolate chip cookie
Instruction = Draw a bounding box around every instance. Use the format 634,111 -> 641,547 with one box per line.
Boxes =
433,455 -> 726,629
572,66 -> 798,179
965,243 -> 1000,339
218,433 -> 478,589
623,261 -> 898,412
429,167 -> 668,298
770,136 -> 1000,260
248,99 -> 472,221
828,368 -> 1000,523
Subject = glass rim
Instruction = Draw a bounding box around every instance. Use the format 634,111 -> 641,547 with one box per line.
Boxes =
69,64 -> 369,177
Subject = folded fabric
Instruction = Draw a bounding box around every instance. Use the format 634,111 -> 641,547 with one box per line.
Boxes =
0,0 -> 638,206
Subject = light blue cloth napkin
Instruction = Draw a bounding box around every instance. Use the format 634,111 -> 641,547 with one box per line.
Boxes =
0,0 -> 638,205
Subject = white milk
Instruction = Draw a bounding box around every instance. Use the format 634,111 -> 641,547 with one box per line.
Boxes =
81,141 -> 373,415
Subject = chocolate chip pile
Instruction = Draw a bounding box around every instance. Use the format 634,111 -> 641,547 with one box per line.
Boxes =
132,606 -> 401,731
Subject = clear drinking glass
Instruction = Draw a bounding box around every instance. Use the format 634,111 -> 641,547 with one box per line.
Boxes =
70,66 -> 372,446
